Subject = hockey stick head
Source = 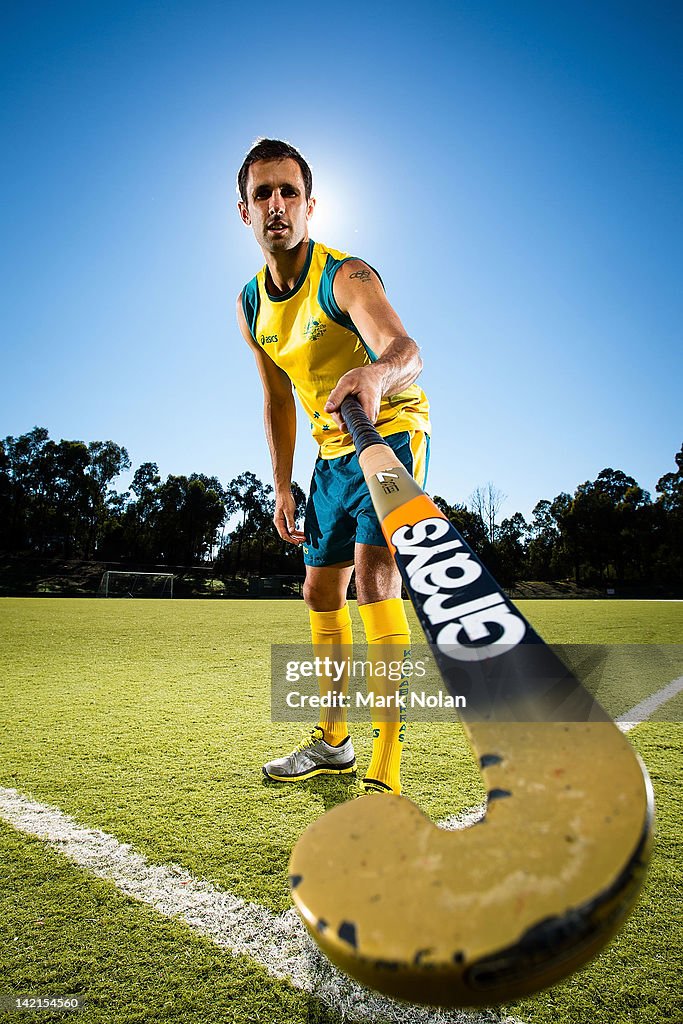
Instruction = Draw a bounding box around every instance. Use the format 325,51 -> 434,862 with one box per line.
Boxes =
289,722 -> 653,1007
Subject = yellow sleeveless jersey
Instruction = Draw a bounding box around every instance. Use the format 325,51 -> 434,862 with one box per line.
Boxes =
240,239 -> 430,459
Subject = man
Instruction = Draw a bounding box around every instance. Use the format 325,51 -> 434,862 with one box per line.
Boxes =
236,138 -> 430,795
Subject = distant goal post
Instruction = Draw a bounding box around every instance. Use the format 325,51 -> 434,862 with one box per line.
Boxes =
98,571 -> 174,598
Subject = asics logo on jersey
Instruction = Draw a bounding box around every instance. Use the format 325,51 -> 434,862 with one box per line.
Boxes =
259,334 -> 278,346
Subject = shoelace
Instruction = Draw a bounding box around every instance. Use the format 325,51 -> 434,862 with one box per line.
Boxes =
294,727 -> 325,752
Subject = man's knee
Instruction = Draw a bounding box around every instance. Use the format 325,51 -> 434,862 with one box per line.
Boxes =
303,569 -> 351,611
356,577 -> 400,605
355,546 -> 402,605
302,576 -> 326,609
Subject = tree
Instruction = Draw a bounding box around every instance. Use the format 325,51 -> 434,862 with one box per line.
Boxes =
225,471 -> 274,571
432,496 -> 488,552
555,470 -> 653,585
656,443 -> 683,514
495,512 -> 528,586
155,474 -> 226,565
85,441 -> 131,556
48,440 -> 92,556
131,462 -> 161,499
0,440 -> 11,547
1,428 -> 50,552
469,482 -> 506,544
654,443 -> 683,582
0,428 -> 133,558
525,499 -> 561,580
100,461 -> 162,561
218,474 -> 308,574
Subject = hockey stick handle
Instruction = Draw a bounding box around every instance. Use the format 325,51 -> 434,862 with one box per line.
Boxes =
340,396 -> 388,456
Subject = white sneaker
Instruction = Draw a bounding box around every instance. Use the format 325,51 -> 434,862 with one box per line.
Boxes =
262,727 -> 356,782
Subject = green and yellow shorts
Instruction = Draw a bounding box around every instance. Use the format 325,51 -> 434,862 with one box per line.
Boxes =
302,430 -> 430,567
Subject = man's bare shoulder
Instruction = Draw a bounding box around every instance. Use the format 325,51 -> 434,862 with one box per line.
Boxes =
338,257 -> 380,285
236,290 -> 257,348
332,256 -> 386,317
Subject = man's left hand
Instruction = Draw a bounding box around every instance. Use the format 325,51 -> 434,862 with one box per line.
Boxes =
325,366 -> 382,431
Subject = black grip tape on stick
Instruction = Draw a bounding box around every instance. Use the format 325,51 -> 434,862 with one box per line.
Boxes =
340,396 -> 387,456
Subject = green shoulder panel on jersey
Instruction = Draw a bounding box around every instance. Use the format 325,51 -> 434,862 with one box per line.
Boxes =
241,277 -> 260,341
317,253 -> 385,362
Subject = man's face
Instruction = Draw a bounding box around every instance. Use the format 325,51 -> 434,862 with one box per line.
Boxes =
238,158 -> 315,253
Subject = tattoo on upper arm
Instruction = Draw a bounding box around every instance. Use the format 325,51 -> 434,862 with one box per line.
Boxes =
349,269 -> 371,283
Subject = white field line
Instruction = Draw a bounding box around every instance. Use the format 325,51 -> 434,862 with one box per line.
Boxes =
616,675 -> 683,732
0,786 -> 521,1024
0,678 -> 677,1022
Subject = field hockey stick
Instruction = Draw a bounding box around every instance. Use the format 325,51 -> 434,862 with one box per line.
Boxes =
288,396 -> 654,1007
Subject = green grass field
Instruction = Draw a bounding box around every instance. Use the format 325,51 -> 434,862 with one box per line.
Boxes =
0,598 -> 681,1024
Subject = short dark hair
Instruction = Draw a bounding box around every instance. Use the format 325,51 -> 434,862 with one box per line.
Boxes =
237,138 -> 313,204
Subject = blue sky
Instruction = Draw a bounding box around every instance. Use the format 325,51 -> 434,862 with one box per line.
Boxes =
2,1 -> 681,522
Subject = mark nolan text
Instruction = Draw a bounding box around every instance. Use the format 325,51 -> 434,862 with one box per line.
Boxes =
285,691 -> 466,709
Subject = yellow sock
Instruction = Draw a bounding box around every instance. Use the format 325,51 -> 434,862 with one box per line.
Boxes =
309,604 -> 353,746
358,598 -> 411,794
